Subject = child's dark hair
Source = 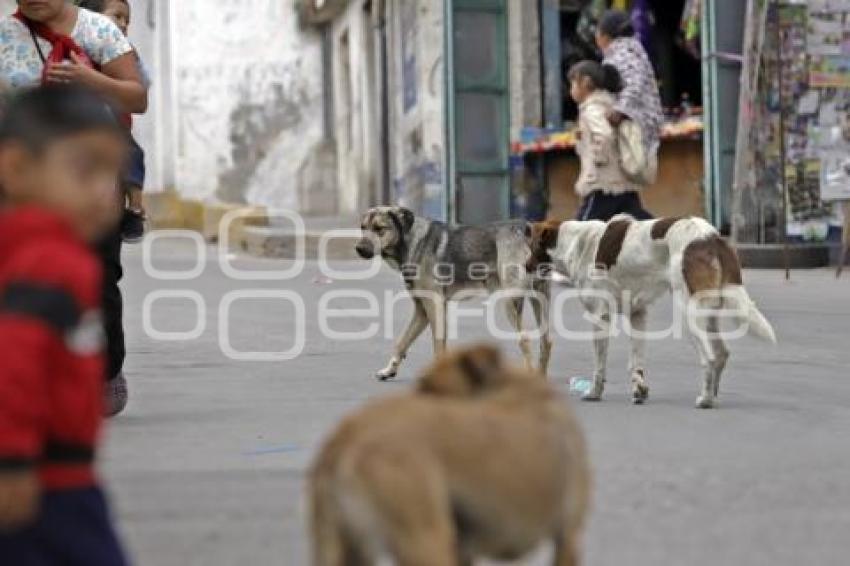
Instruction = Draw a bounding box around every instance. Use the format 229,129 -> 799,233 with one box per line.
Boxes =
598,10 -> 635,39
76,0 -> 107,12
568,61 -> 624,94
76,0 -> 128,12
0,86 -> 122,152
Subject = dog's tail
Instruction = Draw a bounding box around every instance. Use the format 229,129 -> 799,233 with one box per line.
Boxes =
724,285 -> 777,343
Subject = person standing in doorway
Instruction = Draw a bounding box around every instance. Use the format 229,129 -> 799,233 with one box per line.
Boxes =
0,0 -> 148,416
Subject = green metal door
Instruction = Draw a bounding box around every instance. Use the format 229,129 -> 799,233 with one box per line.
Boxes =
446,0 -> 510,225
702,0 -> 746,230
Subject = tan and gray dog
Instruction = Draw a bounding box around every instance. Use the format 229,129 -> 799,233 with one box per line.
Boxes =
356,206 -> 552,379
308,344 -> 590,566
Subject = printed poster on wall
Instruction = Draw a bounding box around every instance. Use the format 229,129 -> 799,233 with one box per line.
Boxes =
810,55 -> 850,87
820,150 -> 850,200
807,14 -> 844,55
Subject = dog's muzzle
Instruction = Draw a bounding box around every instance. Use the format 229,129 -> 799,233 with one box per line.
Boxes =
355,241 -> 375,259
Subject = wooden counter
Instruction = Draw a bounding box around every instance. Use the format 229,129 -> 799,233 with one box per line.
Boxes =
545,139 -> 705,220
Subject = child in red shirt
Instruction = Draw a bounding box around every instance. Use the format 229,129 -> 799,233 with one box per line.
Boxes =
0,86 -> 128,565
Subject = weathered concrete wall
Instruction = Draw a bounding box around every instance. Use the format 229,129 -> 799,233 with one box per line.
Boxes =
330,0 -> 380,216
2,0 -> 329,212
386,0 -> 445,219
170,0 -> 326,210
126,0 -> 168,192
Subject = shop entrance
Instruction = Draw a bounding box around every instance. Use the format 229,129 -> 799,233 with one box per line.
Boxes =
519,0 -> 707,223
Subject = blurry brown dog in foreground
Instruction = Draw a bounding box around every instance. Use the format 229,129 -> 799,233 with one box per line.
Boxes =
308,345 -> 590,566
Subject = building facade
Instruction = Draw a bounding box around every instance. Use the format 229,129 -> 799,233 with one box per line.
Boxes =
0,1 -> 747,232
143,0 -> 337,214
1,0 -> 342,215
305,0 -> 539,223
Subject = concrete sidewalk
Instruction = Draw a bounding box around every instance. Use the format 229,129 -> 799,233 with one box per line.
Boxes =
104,244 -> 850,566
237,214 -> 360,260
143,191 -> 361,259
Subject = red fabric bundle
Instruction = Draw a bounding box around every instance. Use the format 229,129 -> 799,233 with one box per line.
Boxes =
12,10 -> 132,128
13,9 -> 94,85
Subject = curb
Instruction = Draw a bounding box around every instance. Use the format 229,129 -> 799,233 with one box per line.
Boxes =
144,191 -> 268,242
143,192 -> 357,260
237,225 -> 359,261
736,243 -> 831,269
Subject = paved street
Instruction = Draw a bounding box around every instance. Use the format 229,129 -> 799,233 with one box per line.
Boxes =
103,239 -> 850,566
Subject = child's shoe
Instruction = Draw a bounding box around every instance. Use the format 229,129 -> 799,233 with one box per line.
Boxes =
121,208 -> 146,243
104,373 -> 128,417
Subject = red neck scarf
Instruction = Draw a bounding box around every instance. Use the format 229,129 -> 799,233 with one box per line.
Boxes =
13,9 -> 94,84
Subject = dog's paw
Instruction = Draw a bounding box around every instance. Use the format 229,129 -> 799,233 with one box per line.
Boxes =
695,395 -> 715,409
632,383 -> 649,405
375,368 -> 398,382
581,390 -> 603,402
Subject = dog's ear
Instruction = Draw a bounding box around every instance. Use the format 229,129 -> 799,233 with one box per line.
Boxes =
540,220 -> 562,249
416,344 -> 505,396
456,344 -> 503,391
359,211 -> 372,230
395,207 -> 415,232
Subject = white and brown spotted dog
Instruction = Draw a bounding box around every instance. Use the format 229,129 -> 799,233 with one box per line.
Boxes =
526,215 -> 777,409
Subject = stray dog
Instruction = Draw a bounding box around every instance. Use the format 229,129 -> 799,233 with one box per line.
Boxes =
526,215 -> 777,408
356,206 -> 551,379
308,344 -> 590,566
415,341 -> 529,397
